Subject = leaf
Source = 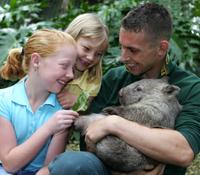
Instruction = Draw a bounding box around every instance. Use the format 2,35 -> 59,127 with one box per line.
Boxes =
169,38 -> 183,62
72,91 -> 90,112
0,28 -> 17,66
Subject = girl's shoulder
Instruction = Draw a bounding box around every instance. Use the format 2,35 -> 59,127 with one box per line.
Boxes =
0,85 -> 14,98
0,80 -> 24,101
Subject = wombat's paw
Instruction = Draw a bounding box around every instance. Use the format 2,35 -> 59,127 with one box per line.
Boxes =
74,117 -> 88,133
143,164 -> 156,170
103,106 -> 119,115
74,114 -> 106,134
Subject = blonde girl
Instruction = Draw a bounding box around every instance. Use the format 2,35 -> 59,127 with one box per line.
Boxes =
58,13 -> 109,111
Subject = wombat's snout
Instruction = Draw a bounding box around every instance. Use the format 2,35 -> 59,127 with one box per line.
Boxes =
118,89 -> 124,104
119,89 -> 123,97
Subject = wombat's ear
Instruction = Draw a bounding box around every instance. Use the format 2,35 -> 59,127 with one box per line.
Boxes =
162,85 -> 180,96
161,76 -> 169,83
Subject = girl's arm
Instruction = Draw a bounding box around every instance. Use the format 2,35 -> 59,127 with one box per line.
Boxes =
0,117 -> 52,173
36,130 -> 69,175
44,130 -> 69,165
0,110 -> 77,173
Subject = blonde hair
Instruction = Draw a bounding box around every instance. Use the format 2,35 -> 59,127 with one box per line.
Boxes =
66,13 -> 108,81
65,13 -> 109,49
0,29 -> 76,81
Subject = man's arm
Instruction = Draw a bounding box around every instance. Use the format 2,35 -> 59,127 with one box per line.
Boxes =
85,115 -> 194,167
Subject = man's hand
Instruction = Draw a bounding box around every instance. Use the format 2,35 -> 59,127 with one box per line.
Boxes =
85,116 -> 116,144
112,164 -> 165,175
84,117 -> 107,151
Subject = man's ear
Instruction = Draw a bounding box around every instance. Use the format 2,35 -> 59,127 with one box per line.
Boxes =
158,40 -> 169,57
31,53 -> 40,68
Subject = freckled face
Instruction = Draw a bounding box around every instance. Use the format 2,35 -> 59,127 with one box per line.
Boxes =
37,45 -> 77,93
75,37 -> 107,71
119,28 -> 160,78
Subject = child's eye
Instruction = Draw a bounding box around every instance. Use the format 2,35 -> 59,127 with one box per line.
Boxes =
59,64 -> 67,69
96,52 -> 103,58
83,46 -> 90,52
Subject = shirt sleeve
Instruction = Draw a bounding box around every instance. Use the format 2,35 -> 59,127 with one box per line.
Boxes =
175,82 -> 200,154
0,88 -> 12,121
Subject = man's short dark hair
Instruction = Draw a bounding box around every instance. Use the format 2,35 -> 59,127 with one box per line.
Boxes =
121,3 -> 172,42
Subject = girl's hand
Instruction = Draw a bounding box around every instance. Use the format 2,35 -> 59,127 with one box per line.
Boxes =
57,89 -> 77,109
45,110 -> 79,134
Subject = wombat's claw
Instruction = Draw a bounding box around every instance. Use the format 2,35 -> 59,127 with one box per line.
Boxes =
103,107 -> 118,115
144,164 -> 155,170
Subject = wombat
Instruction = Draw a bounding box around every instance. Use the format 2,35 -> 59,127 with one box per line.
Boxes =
75,78 -> 182,172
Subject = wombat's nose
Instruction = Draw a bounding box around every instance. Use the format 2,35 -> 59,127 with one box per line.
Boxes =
119,89 -> 123,97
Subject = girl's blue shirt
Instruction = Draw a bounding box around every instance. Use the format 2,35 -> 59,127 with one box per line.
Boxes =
0,78 -> 62,171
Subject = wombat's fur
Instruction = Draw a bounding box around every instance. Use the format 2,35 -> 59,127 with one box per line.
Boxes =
75,78 -> 182,172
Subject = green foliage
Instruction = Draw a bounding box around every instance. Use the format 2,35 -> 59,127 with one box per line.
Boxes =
169,0 -> 200,72
52,0 -> 200,74
0,0 -> 53,67
51,0 -> 138,73
142,0 -> 200,74
95,0 -> 138,73
51,0 -> 92,30
186,153 -> 200,175
72,91 -> 90,112
0,0 -> 199,89
0,1 -> 200,169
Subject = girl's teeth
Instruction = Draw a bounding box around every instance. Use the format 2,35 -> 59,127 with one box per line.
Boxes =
58,80 -> 65,85
128,64 -> 135,67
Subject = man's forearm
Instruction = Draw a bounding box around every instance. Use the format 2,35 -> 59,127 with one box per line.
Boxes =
109,116 -> 194,167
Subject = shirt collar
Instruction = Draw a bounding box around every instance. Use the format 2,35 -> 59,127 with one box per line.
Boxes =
160,54 -> 170,77
160,54 -> 176,79
11,78 -> 57,107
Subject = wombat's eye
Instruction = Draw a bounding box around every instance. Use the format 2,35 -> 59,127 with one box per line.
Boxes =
135,85 -> 142,91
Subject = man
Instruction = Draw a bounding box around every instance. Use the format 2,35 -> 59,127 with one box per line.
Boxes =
48,3 -> 200,175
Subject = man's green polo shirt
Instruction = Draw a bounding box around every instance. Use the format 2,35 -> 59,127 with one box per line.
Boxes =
87,61 -> 200,175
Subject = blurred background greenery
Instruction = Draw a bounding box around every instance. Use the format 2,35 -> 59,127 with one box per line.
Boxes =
0,0 -> 199,87
0,0 -> 200,174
